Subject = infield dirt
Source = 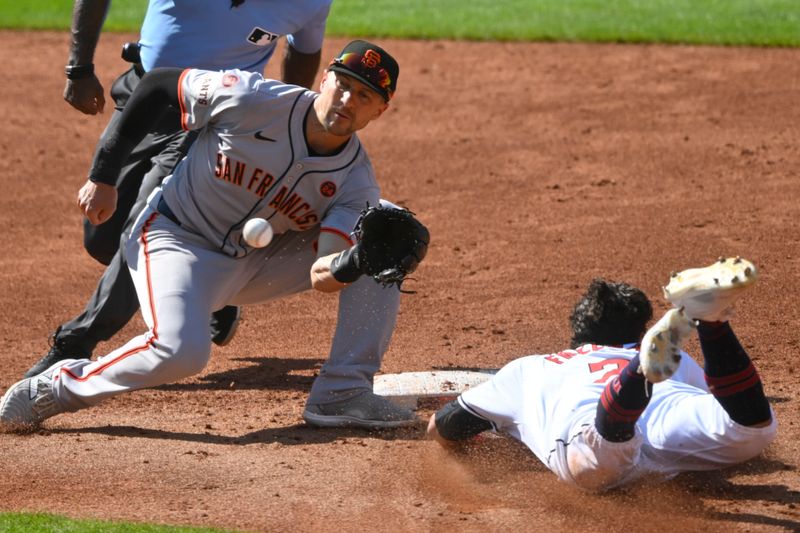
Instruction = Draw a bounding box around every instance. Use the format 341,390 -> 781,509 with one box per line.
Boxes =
0,32 -> 799,532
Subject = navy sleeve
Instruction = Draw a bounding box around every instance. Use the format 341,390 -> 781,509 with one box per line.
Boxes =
88,68 -> 183,185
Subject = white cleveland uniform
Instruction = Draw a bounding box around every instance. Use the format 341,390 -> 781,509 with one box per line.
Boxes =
460,344 -> 777,490
47,69 -> 396,411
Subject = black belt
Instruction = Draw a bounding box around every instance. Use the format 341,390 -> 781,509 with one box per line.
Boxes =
157,196 -> 181,226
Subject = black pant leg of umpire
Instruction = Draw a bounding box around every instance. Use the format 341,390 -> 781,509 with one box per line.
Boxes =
58,68 -> 195,354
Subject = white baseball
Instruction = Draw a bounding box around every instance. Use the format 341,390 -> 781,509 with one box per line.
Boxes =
243,218 -> 274,248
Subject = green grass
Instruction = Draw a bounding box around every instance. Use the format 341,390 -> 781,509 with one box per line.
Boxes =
1,0 -> 799,46
0,1 -> 142,32
0,512 -> 238,533
329,0 -> 800,46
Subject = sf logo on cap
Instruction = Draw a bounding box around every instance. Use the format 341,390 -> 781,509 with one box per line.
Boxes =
362,50 -> 381,68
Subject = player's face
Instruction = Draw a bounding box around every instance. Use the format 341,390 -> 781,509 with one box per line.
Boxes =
317,70 -> 388,136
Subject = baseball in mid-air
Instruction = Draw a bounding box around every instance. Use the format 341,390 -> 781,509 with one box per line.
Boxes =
243,217 -> 273,248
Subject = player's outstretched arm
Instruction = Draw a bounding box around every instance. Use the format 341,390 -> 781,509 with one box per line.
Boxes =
86,67 -> 182,187
427,414 -> 460,448
427,399 -> 493,449
78,67 -> 182,224
63,0 -> 110,115
310,231 -> 353,293
312,206 -> 430,292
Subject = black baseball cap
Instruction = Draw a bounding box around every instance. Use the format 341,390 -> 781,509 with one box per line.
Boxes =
328,40 -> 399,102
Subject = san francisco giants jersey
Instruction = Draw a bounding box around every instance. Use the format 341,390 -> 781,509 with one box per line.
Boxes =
160,68 -> 379,257
139,0 -> 332,73
458,344 -> 729,482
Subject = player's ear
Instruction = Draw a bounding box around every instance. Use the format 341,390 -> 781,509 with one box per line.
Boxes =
319,69 -> 331,91
373,101 -> 389,119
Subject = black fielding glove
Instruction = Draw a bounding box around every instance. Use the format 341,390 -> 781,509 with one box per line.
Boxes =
351,205 -> 430,289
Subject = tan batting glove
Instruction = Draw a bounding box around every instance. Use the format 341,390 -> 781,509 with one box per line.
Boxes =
77,180 -> 117,225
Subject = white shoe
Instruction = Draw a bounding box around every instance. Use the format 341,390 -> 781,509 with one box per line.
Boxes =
639,308 -> 696,383
663,257 -> 757,322
0,364 -> 62,431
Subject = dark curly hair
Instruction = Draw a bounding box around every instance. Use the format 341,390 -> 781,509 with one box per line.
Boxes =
569,279 -> 653,348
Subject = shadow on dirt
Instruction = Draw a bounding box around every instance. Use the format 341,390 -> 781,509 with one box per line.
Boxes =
154,355 -> 325,392
675,458 -> 800,531
52,420 -> 427,445
706,511 -> 800,532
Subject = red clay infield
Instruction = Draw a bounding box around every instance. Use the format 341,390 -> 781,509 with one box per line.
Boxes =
0,32 -> 799,531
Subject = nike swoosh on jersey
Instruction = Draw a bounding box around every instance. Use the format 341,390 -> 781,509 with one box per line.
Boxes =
254,131 -> 277,142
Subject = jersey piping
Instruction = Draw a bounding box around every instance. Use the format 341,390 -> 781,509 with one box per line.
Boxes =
178,69 -> 192,131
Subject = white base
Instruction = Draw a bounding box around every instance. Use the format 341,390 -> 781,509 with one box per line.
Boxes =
373,370 -> 496,410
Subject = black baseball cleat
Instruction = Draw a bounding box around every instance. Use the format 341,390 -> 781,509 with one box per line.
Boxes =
23,326 -> 91,379
303,389 -> 419,429
210,305 -> 242,346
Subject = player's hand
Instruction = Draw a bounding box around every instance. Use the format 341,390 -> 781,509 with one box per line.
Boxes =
64,76 -> 106,115
77,180 -> 117,225
426,414 -> 458,449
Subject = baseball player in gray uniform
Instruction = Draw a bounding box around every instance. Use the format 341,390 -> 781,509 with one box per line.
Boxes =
2,40 -> 426,430
428,258 -> 776,491
25,0 -> 333,378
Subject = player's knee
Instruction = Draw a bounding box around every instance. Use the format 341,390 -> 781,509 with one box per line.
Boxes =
151,333 -> 212,381
567,448 -> 627,492
570,467 -> 623,492
726,420 -> 777,463
171,336 -> 212,376
567,425 -> 640,492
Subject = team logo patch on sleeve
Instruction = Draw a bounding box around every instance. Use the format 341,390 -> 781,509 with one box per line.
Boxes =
222,73 -> 240,87
320,181 -> 337,197
247,27 -> 280,46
